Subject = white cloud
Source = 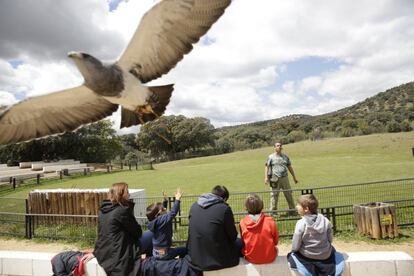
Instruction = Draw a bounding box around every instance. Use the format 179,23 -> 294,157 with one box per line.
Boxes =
0,91 -> 17,106
0,0 -> 413,131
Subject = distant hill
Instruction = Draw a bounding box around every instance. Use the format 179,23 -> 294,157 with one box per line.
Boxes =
215,82 -> 414,150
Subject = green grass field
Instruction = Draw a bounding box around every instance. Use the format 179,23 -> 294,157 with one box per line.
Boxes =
0,131 -> 413,245
3,131 -> 414,199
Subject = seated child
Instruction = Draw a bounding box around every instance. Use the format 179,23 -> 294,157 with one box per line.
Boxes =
239,193 -> 279,264
146,188 -> 187,260
288,194 -> 344,276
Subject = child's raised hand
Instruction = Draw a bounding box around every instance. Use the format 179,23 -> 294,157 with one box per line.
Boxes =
162,191 -> 168,200
175,188 -> 182,200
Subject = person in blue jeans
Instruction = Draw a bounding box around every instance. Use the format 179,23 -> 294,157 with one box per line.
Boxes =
287,194 -> 344,276
146,188 -> 187,260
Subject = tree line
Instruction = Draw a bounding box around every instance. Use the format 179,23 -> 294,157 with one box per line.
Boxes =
1,111 -> 412,165
1,82 -> 413,164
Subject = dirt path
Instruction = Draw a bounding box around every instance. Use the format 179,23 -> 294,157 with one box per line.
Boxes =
1,237 -> 413,258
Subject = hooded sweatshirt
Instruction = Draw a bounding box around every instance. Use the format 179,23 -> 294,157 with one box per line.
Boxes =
291,213 -> 333,260
147,199 -> 180,248
187,193 -> 239,271
94,200 -> 142,276
240,212 -> 279,264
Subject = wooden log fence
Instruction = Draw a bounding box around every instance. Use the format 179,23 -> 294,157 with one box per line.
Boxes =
28,190 -> 110,225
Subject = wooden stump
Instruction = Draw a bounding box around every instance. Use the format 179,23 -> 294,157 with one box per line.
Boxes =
353,202 -> 398,239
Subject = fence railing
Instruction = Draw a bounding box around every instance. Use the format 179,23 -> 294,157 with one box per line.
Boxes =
0,178 -> 413,245
0,161 -> 153,195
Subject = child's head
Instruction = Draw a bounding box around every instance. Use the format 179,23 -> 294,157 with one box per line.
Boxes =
146,202 -> 166,221
245,193 -> 263,215
296,194 -> 318,215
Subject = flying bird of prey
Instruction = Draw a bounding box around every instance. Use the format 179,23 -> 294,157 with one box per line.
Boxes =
0,0 -> 231,145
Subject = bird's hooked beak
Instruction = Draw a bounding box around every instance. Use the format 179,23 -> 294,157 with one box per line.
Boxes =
67,51 -> 83,59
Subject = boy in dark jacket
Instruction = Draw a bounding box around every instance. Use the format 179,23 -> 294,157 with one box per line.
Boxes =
146,188 -> 187,260
187,185 -> 241,271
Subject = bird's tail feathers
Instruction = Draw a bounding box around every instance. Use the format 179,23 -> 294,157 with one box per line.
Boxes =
148,84 -> 174,116
120,84 -> 174,128
121,107 -> 140,128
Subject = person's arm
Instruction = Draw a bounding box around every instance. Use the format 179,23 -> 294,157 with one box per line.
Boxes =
291,220 -> 304,252
118,208 -> 142,240
224,206 -> 238,242
167,200 -> 180,220
327,220 -> 333,243
80,252 -> 95,263
272,220 -> 279,246
160,188 -> 182,223
288,165 -> 298,184
162,191 -> 168,209
264,165 -> 270,185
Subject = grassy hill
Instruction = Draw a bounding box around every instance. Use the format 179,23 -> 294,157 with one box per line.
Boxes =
7,131 -> 414,198
216,82 -> 414,150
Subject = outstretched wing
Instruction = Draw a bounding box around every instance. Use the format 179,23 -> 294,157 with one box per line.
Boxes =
0,86 -> 118,145
117,0 -> 231,83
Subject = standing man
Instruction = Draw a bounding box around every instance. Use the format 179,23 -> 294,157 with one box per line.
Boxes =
264,142 -> 298,215
187,185 -> 240,271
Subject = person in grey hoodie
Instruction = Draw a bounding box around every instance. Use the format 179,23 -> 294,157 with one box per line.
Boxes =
288,194 -> 344,276
187,185 -> 241,271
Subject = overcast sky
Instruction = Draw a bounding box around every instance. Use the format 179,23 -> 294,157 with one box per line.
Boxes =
1,0 -> 413,134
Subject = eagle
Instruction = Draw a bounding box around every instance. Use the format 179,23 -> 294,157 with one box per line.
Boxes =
0,0 -> 231,145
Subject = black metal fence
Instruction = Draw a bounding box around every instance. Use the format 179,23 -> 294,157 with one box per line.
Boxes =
0,178 -> 413,245
0,161 -> 153,195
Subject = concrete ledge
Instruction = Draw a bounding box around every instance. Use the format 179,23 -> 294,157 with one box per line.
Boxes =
0,251 -> 412,276
204,251 -> 414,276
43,163 -> 87,173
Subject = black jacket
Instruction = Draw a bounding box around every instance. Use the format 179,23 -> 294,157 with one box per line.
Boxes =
94,200 -> 143,276
187,193 -> 239,271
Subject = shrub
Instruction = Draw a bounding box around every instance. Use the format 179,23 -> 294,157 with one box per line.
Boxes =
286,130 -> 307,143
386,120 -> 401,133
400,120 -> 413,132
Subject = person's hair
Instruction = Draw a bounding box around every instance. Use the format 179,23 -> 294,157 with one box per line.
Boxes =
274,141 -> 283,146
245,193 -> 263,215
297,194 -> 319,214
211,185 -> 229,201
109,182 -> 130,206
146,202 -> 165,221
